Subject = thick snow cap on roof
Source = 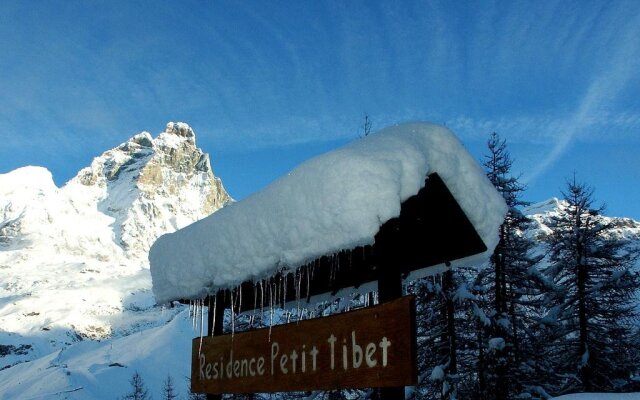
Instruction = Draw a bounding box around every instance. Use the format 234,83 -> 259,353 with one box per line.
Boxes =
150,123 -> 507,303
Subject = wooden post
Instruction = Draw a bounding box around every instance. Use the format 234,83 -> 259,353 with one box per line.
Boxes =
375,267 -> 405,400
206,292 -> 226,400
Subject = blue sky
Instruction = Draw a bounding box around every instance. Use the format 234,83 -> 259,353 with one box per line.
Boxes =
1,1 -> 639,218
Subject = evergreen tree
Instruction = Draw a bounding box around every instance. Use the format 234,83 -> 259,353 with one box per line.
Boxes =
163,375 -> 177,400
410,274 -> 452,399
121,371 -> 151,400
543,176 -> 639,393
476,132 -> 550,399
409,270 -> 478,400
186,376 -> 207,400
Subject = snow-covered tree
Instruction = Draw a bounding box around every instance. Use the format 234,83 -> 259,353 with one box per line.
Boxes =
162,375 -> 177,400
409,269 -> 479,400
121,371 -> 151,400
543,177 -> 640,393
475,132 -> 550,399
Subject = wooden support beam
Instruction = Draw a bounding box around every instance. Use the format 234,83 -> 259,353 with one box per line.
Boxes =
374,267 -> 407,400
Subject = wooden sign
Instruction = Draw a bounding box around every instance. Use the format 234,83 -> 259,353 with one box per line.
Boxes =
192,296 -> 416,394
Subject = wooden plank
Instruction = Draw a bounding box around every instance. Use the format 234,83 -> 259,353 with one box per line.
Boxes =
192,296 -> 417,394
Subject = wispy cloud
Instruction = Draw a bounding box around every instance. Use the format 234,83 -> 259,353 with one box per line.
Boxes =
446,109 -> 640,144
523,12 -> 640,183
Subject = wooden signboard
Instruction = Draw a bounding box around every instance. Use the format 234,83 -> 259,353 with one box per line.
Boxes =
192,296 -> 416,394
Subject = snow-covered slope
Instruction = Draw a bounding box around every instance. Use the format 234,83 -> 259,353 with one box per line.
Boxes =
0,308 -> 196,400
0,122 -> 231,373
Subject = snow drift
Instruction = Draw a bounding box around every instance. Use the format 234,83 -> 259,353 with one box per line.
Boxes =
150,122 -> 507,303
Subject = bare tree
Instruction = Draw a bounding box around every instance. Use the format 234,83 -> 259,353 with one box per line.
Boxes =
361,113 -> 372,137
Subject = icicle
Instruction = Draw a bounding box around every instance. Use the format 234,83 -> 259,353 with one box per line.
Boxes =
212,296 -> 217,336
269,282 -> 275,342
296,269 -> 302,318
199,301 -> 203,329
260,280 -> 265,318
238,285 -> 243,317
283,274 -> 288,308
231,289 -> 236,338
197,301 -> 201,330
306,265 -> 311,303
199,299 -> 205,356
194,300 -> 198,330
191,300 -> 197,330
253,282 -> 258,326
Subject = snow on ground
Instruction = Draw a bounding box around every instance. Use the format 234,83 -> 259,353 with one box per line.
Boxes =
150,122 -> 508,303
552,394 -> 640,399
0,307 -> 195,400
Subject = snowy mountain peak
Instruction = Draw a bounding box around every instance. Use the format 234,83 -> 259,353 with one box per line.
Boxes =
64,123 -> 232,254
523,197 -> 564,216
0,123 -> 231,362
164,121 -> 195,139
0,166 -> 62,246
525,197 -> 640,242
129,131 -> 154,148
0,122 -> 233,255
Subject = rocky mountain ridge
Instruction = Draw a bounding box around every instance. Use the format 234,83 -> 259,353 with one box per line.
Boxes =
0,122 -> 231,370
64,121 -> 231,254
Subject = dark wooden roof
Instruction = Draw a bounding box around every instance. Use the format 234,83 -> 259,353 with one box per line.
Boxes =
196,173 -> 486,311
